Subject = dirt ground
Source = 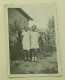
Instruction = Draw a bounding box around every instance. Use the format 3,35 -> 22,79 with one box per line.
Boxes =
10,52 -> 58,74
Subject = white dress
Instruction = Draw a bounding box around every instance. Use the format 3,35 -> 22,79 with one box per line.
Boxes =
22,31 -> 30,50
30,31 -> 39,49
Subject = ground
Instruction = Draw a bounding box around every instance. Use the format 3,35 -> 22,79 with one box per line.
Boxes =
10,52 -> 58,74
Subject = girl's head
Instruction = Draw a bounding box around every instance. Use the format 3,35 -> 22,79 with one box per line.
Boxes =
32,25 -> 37,31
24,26 -> 29,32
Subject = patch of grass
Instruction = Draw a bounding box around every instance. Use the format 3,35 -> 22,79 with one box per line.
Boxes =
10,52 -> 58,74
39,67 -> 58,74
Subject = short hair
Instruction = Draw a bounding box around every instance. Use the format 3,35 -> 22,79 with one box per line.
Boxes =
24,26 -> 26,29
32,25 -> 37,29
24,26 -> 29,29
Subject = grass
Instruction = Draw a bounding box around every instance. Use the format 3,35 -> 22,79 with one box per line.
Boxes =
10,52 -> 58,74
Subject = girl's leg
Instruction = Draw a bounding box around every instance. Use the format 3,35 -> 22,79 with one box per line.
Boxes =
30,49 -> 35,61
34,49 -> 37,61
24,50 -> 26,60
30,49 -> 32,61
24,50 -> 28,60
32,49 -> 35,61
28,50 -> 30,60
25,50 -> 28,60
34,49 -> 37,57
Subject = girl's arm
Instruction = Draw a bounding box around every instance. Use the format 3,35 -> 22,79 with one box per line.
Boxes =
21,31 -> 24,39
38,33 -> 40,44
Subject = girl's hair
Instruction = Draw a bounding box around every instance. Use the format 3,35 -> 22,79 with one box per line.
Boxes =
32,25 -> 37,28
32,25 -> 37,30
24,26 -> 29,29
24,26 -> 26,29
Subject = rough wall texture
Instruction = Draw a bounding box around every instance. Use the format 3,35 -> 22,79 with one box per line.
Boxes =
8,8 -> 29,29
8,8 -> 29,43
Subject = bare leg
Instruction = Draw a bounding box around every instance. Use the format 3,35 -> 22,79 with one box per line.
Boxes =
30,49 -> 35,61
24,50 -> 28,61
34,49 -> 37,61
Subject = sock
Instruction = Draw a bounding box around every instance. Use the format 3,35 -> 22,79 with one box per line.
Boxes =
35,57 -> 36,61
32,57 -> 34,61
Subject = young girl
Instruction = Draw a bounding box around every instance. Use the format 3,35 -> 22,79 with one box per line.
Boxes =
30,25 -> 39,62
22,26 -> 30,61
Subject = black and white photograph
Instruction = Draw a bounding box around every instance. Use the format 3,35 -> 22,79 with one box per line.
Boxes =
5,4 -> 61,77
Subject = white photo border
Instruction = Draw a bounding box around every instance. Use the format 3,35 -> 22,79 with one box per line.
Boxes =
4,3 -> 61,77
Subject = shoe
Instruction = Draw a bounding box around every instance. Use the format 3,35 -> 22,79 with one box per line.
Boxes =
31,57 -> 34,62
34,57 -> 36,61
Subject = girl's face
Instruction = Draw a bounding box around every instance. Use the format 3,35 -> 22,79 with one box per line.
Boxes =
32,25 -> 36,31
24,27 -> 28,32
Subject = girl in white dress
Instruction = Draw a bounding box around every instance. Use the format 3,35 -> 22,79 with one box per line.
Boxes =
22,26 -> 30,61
30,25 -> 39,61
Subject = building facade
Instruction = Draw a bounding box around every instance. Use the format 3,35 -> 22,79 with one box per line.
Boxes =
8,8 -> 33,60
